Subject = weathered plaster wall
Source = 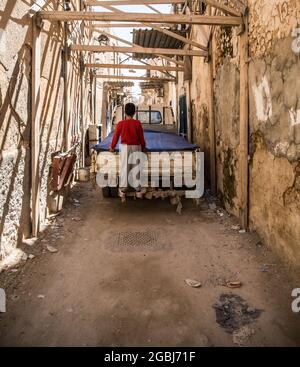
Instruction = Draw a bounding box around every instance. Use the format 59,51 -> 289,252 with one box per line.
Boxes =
214,57 -> 240,215
0,0 -> 38,265
188,24 -> 212,187
180,0 -> 300,265
0,0 -> 88,269
247,0 -> 300,264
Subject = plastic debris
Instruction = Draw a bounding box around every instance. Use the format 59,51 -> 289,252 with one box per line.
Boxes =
260,265 -> 269,273
22,237 -> 38,246
71,216 -> 82,221
185,279 -> 202,288
176,200 -> 183,215
209,203 -> 217,210
46,245 -> 58,253
224,281 -> 242,289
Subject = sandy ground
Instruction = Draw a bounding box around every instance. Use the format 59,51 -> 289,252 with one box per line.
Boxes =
0,182 -> 299,347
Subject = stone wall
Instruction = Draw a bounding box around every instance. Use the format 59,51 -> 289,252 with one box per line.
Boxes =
0,0 -> 90,269
180,0 -> 300,265
247,0 -> 300,264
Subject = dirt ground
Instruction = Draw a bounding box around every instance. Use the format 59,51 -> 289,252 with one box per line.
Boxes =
0,182 -> 299,347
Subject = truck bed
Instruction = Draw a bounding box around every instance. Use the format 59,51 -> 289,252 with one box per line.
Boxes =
94,129 -> 198,152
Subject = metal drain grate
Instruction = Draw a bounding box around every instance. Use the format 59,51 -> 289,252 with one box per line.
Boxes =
118,231 -> 158,248
104,230 -> 172,252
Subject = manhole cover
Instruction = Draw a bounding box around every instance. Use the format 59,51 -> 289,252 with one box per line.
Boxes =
118,231 -> 157,247
104,230 -> 171,252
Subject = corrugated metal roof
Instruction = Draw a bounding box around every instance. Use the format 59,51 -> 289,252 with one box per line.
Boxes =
132,29 -> 185,60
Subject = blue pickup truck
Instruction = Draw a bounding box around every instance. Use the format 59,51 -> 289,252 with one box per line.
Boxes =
93,104 -> 198,199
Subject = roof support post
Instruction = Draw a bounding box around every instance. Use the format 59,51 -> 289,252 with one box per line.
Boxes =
208,39 -> 216,195
31,17 -> 42,237
63,22 -> 70,151
238,15 -> 249,229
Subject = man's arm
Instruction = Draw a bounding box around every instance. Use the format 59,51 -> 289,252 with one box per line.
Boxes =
110,122 -> 122,151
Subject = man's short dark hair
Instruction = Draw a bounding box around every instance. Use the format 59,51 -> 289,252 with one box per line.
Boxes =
125,103 -> 136,117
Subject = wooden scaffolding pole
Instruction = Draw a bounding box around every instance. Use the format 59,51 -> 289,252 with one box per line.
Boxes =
63,22 -> 70,150
89,23 -> 170,28
201,0 -> 242,17
95,75 -> 175,81
92,28 -> 184,68
31,18 -> 42,237
91,2 -> 208,52
208,40 -> 216,195
85,0 -> 246,14
85,0 -> 243,17
70,44 -> 207,57
239,16 -> 249,229
38,12 -> 243,26
85,63 -> 183,71
85,0 -> 191,5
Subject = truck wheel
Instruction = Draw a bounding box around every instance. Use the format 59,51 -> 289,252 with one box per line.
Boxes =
102,187 -> 111,198
110,187 -> 119,198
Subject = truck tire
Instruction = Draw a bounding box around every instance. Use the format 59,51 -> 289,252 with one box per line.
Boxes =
102,187 -> 111,198
110,187 -> 119,198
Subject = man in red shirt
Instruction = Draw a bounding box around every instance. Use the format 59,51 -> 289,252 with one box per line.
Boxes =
110,103 -> 146,193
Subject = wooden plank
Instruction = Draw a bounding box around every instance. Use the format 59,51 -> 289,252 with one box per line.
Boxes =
143,23 -> 208,51
95,75 -> 175,81
70,44 -> 207,57
89,23 -> 170,28
38,11 -> 243,26
89,0 -> 206,52
238,16 -> 249,229
122,51 -> 184,67
85,0 -> 246,14
63,22 -> 70,151
85,63 -> 183,71
92,28 -> 186,67
208,40 -> 216,195
185,80 -> 192,142
202,0 -> 241,17
31,18 -> 42,237
80,72 -> 85,167
84,0 -> 193,6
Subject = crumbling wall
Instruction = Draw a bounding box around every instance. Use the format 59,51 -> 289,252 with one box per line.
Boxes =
247,0 -> 300,264
0,0 -> 38,265
186,0 -> 300,265
0,0 -> 88,269
189,25 -> 212,187
213,0 -> 300,264
214,56 -> 240,215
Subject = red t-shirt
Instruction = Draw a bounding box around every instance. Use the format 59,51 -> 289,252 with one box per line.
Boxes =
110,119 -> 146,150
